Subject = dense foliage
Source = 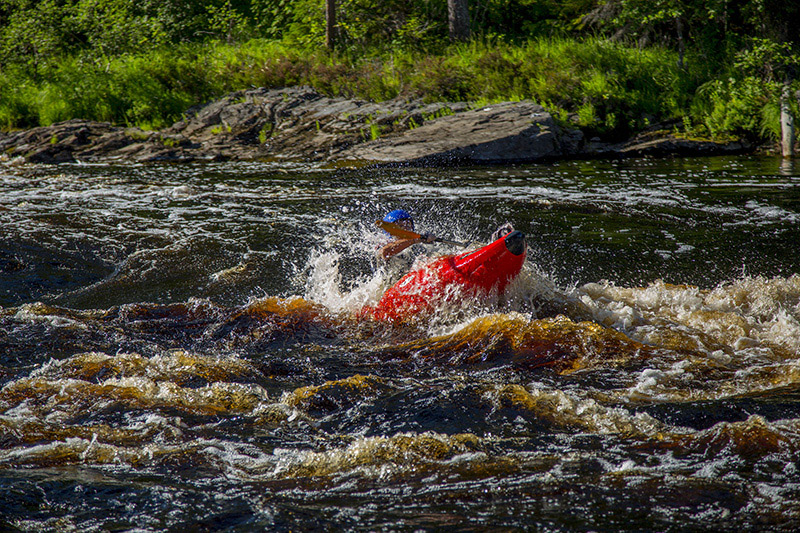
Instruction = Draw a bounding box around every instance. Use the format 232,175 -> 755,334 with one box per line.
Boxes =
0,0 -> 798,144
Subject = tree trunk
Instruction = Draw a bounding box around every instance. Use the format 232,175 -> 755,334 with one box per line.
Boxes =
326,0 -> 337,50
448,0 -> 470,42
781,76 -> 795,158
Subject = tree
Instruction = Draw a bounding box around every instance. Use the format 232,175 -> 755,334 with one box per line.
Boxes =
780,78 -> 795,157
325,0 -> 336,49
447,0 -> 469,42
583,0 -> 741,67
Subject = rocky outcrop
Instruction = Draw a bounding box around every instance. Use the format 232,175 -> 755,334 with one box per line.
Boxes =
336,101 -> 584,165
599,130 -> 750,157
0,86 -> 750,166
0,119 -> 201,164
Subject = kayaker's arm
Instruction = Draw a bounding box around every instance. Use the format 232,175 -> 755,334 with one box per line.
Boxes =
379,238 -> 414,260
378,233 -> 436,260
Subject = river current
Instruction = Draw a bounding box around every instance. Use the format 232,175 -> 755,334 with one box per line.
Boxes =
1,156 -> 800,531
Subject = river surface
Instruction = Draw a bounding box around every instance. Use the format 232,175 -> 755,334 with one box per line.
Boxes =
2,156 -> 800,531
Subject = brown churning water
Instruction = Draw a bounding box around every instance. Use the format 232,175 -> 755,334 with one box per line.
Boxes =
1,157 -> 800,530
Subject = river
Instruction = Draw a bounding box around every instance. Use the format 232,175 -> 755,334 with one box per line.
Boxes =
1,156 -> 800,531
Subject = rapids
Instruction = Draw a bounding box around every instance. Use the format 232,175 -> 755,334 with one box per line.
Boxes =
1,157 -> 800,530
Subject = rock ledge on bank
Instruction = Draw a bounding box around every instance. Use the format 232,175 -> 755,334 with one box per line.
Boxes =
0,86 -> 750,166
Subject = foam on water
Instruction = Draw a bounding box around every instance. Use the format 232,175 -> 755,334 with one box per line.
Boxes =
579,275 -> 800,358
303,249 -> 386,313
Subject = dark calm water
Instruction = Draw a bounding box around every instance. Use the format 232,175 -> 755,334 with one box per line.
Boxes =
2,156 -> 800,531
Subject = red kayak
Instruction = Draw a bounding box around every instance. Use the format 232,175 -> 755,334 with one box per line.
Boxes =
368,230 -> 527,322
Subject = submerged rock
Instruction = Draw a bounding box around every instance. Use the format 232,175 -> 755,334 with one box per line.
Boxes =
0,86 -> 750,165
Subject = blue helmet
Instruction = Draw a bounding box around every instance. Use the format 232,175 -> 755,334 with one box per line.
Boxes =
383,209 -> 414,229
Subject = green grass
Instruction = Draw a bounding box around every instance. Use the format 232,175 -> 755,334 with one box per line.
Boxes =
0,36 -> 772,141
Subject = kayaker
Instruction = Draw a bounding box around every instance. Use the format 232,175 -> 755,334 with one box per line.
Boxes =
491,222 -> 514,241
378,209 -> 437,261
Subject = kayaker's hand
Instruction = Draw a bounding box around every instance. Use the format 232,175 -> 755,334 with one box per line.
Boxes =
420,232 -> 436,244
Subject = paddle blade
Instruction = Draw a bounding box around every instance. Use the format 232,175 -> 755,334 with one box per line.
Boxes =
376,220 -> 421,240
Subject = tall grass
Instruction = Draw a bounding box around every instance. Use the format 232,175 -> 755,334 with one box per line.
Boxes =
0,37 -> 706,138
382,38 -> 701,137
1,51 -> 211,130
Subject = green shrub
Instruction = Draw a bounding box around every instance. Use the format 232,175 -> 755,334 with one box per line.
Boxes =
402,56 -> 473,101
0,70 -> 39,129
692,77 -> 772,140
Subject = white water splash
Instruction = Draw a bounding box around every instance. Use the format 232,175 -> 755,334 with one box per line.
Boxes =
303,249 -> 387,313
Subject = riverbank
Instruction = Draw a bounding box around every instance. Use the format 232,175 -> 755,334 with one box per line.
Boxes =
0,86 -> 751,166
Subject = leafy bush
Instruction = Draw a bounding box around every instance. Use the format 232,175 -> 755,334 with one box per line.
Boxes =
0,68 -> 39,129
691,76 -> 787,141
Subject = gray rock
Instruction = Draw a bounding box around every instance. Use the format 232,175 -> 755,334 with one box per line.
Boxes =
587,129 -> 751,158
336,101 -> 580,164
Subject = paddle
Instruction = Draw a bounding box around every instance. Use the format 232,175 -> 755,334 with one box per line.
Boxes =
376,220 -> 468,247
